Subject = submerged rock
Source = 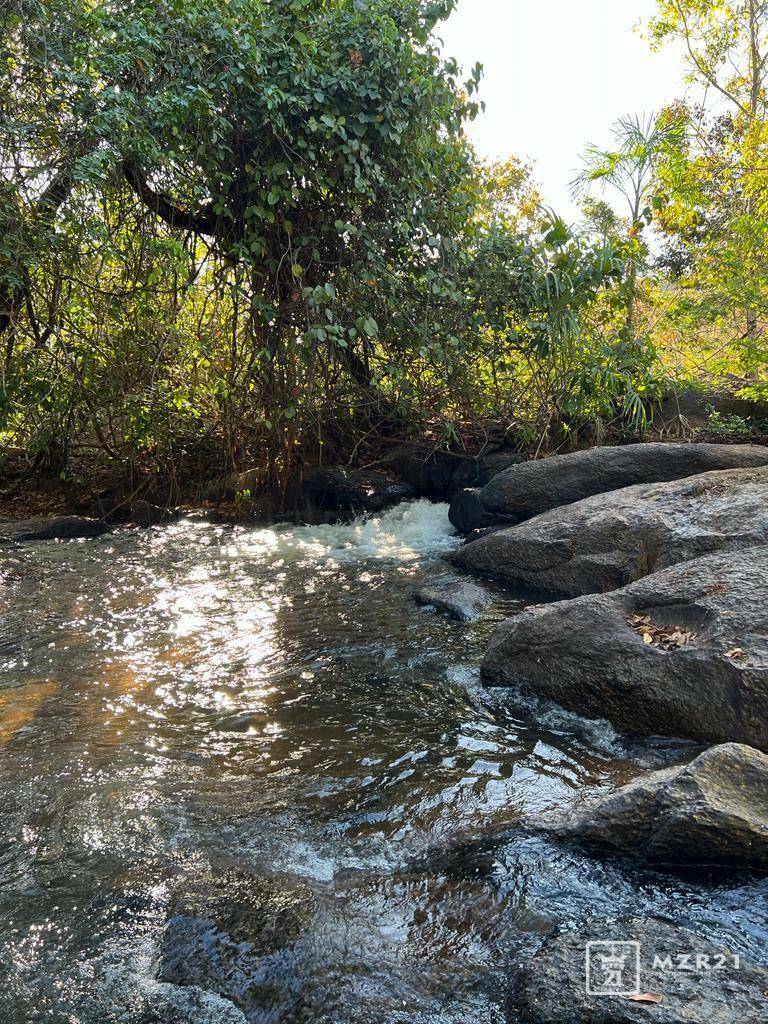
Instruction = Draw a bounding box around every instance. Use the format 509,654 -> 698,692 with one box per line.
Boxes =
481,546 -> 768,750
414,580 -> 493,622
139,982 -> 248,1023
561,744 -> 768,870
514,917 -> 768,1024
479,442 -> 768,521
159,869 -> 313,1016
454,466 -> 768,596
0,515 -> 108,544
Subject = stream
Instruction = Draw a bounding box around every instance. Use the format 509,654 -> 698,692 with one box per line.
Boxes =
0,500 -> 766,1023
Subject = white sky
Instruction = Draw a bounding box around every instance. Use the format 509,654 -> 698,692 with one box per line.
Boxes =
440,0 -> 687,219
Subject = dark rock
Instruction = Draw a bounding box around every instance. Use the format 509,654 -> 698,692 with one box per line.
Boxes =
130,500 -> 177,526
479,442 -> 768,521
515,917 -> 767,1024
293,466 -> 414,514
0,515 -> 108,544
414,580 -> 493,622
384,444 -> 523,499
448,488 -> 516,535
455,466 -> 768,596
481,545 -> 768,750
560,744 -> 768,870
465,524 -> 511,545
160,869 -> 313,1016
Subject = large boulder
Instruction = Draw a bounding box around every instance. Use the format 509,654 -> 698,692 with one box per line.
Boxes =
560,744 -> 768,870
478,442 -> 768,521
481,546 -> 768,750
514,917 -> 767,1024
454,466 -> 768,596
0,515 -> 108,544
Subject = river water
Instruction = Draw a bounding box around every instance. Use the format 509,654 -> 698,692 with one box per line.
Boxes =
0,500 -> 765,1023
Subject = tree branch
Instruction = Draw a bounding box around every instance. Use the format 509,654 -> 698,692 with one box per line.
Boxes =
122,158 -> 220,236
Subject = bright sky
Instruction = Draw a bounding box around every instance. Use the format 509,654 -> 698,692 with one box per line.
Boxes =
440,0 -> 686,219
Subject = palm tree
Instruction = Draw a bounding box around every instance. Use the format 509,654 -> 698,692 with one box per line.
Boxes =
572,112 -> 684,342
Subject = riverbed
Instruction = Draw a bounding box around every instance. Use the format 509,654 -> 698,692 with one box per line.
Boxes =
0,500 -> 766,1023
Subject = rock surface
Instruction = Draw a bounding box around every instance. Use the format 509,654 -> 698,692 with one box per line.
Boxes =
384,444 -> 523,499
455,466 -> 768,596
0,515 -> 108,544
130,500 -> 178,526
448,488 -> 516,535
290,466 -> 414,517
481,546 -> 768,750
479,442 -> 768,521
414,580 -> 493,622
561,744 -> 768,870
514,917 -> 768,1024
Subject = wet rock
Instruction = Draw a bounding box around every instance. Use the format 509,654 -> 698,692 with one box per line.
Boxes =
0,515 -> 108,544
479,442 -> 768,521
448,488 -> 516,536
481,546 -> 768,750
514,917 -> 768,1024
159,869 -> 313,1016
414,580 -> 493,622
455,466 -> 768,596
384,444 -> 523,499
560,744 -> 768,870
292,466 -> 414,514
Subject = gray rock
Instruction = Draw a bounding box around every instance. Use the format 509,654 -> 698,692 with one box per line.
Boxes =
481,546 -> 768,750
0,515 -> 108,544
655,388 -> 768,435
561,744 -> 768,870
455,466 -> 768,596
414,580 -> 493,622
515,917 -> 768,1024
448,488 -> 516,535
479,442 -> 768,520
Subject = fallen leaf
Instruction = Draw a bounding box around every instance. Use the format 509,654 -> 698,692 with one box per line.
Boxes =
726,648 -> 746,660
625,992 -> 663,1004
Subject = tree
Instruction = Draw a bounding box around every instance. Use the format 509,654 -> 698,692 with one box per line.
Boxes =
0,0 -> 481,474
572,112 -> 685,344
648,0 -> 768,367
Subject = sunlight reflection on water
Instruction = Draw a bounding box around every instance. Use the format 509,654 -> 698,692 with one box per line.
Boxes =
0,501 -> 765,1023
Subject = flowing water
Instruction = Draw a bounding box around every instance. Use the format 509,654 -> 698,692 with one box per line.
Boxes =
0,500 -> 765,1023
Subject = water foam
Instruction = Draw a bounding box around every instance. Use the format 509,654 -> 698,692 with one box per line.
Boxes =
231,499 -> 459,565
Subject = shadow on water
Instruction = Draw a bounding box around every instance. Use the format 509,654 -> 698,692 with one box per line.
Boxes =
0,500 -> 765,1022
